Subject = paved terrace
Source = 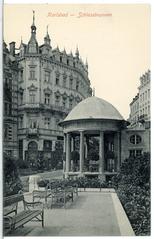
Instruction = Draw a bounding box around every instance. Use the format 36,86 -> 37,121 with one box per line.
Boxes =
8,189 -> 135,237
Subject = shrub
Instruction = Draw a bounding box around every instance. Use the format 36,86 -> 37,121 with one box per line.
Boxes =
88,149 -> 99,161
17,159 -> 29,169
3,153 -> 23,196
111,153 -> 150,236
71,151 -> 79,163
37,179 -> 49,188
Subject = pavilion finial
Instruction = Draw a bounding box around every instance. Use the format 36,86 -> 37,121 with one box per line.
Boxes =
92,87 -> 95,96
32,10 -> 35,25
47,25 -> 49,34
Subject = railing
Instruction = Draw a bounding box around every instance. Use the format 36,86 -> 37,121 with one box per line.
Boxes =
18,128 -> 64,137
138,114 -> 148,121
18,103 -> 70,113
27,128 -> 38,135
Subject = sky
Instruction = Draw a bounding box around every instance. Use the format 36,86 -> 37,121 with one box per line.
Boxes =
3,3 -> 150,119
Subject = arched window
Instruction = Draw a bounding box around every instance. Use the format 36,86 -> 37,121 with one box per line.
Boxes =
130,135 -> 142,144
28,141 -> 38,151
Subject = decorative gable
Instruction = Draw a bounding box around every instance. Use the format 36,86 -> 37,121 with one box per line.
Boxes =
27,83 -> 38,91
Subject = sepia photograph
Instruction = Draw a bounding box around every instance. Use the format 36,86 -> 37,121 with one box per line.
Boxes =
2,1 -> 150,237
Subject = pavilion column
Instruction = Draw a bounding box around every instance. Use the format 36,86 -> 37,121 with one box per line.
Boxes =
99,131 -> 104,174
65,133 -> 71,175
71,136 -> 75,152
79,130 -> 84,174
117,131 -> 121,171
63,134 -> 66,173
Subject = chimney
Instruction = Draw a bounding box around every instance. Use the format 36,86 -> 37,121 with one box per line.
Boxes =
9,42 -> 16,56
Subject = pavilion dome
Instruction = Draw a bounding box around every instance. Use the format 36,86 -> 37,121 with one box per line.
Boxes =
63,96 -> 124,123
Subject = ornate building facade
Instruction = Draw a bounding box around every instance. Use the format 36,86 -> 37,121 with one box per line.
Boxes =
129,70 -> 150,126
3,41 -> 20,158
5,12 -> 91,168
126,70 -> 151,159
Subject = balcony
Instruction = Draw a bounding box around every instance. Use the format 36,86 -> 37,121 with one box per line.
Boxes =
26,128 -> 39,138
138,114 -> 148,123
39,128 -> 63,137
18,103 -> 70,113
18,128 -> 64,138
27,128 -> 38,135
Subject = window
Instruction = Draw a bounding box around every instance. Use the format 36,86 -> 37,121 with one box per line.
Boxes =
45,71 -> 50,83
44,140 -> 52,150
136,150 -> 142,157
8,126 -> 13,140
4,124 -> 8,140
62,98 -> 67,107
69,99 -> 73,108
19,92 -> 23,105
19,116 -> 23,128
148,105 -> 150,115
63,77 -> 67,87
4,102 -> 11,116
44,93 -> 50,105
148,89 -> 150,99
70,78 -> 73,89
30,70 -> 35,80
140,94 -> 142,103
20,70 -> 23,82
129,150 -> 142,157
19,140 -> 23,159
29,92 -> 36,103
55,118 -> 60,126
56,77 -> 59,85
73,62 -> 75,67
44,117 -> 50,128
129,150 -> 135,157
67,59 -> 69,66
29,119 -> 37,128
55,95 -> 60,106
130,135 -> 142,144
28,141 -> 38,151
60,56 -> 62,63
4,124 -> 12,140
76,81 -> 79,91
145,91 -> 147,100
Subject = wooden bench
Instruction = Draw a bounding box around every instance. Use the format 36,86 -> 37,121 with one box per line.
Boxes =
32,189 -> 52,208
51,187 -> 74,209
3,194 -> 44,235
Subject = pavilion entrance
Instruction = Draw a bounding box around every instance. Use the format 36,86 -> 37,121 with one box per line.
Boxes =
63,130 -> 121,179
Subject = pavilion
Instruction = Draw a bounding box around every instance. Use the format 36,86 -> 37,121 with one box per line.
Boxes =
59,96 -> 126,180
